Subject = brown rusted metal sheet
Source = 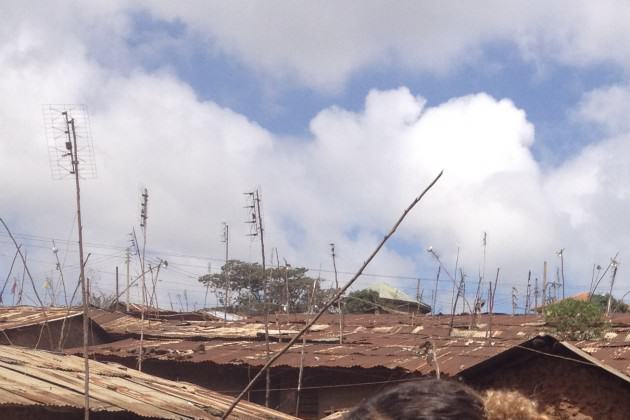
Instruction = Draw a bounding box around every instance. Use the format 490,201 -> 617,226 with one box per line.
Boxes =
76,311 -> 630,381
0,306 -> 82,330
0,345 -> 298,419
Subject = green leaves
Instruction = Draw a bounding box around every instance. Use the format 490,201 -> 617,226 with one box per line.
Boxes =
544,299 -> 607,340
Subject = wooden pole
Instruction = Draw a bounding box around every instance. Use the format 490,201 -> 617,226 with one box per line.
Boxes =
67,115 -> 90,420
432,266 -> 440,315
606,260 -> 619,316
330,243 -> 343,344
115,266 -> 119,309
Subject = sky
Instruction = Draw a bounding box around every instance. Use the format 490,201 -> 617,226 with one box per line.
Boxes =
2,1 -> 630,313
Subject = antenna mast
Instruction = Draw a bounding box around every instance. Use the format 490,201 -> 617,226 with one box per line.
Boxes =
330,243 -> 343,344
138,188 -> 148,371
245,189 -> 271,407
44,105 -> 96,420
222,222 -> 229,322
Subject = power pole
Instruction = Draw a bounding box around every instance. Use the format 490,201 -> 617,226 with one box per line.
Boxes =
222,222 -> 229,322
125,248 -> 130,312
542,261 -> 548,311
524,271 -> 531,315
284,258 -> 290,324
64,111 -> 91,420
534,277 -> 539,311
330,243 -> 343,344
558,248 -> 565,300
138,188 -> 148,371
432,266 -> 440,316
246,189 -> 271,407
415,277 -> 421,315
606,258 -> 620,316
115,266 -> 119,309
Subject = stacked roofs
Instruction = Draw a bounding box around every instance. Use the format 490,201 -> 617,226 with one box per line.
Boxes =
0,344 -> 297,419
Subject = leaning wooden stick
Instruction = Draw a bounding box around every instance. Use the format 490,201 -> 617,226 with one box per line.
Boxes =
221,170 -> 443,419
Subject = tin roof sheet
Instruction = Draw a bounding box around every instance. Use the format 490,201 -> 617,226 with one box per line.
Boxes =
0,345 -> 296,419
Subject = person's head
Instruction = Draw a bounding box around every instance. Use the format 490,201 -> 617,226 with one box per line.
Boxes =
345,379 -> 485,420
483,390 -> 549,420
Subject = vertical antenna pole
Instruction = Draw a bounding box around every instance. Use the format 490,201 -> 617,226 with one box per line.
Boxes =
222,223 -> 230,322
432,266 -> 440,315
606,259 -> 619,316
65,114 -> 90,420
284,259 -> 290,324
115,266 -> 119,309
542,261 -> 548,312
524,270 -> 531,316
138,188 -> 148,371
254,189 -> 271,407
559,249 -> 565,300
415,277 -> 421,316
330,243 -> 343,344
125,248 -> 130,312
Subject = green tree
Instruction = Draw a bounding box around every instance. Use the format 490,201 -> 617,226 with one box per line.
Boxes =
544,299 -> 607,340
198,260 -> 334,314
590,294 -> 628,313
344,289 -> 380,313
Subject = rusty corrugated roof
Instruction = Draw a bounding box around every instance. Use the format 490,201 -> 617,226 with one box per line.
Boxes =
0,306 -> 82,330
73,311 -> 630,381
0,345 -> 297,419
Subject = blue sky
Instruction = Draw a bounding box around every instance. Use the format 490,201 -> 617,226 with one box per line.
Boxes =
125,9 -> 624,170
2,2 -> 630,313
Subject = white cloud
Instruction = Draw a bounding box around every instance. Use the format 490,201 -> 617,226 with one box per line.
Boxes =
574,85 -> 630,135
138,1 -> 630,91
2,2 -> 630,311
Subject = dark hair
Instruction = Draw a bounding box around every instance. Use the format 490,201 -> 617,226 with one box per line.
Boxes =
345,379 -> 484,420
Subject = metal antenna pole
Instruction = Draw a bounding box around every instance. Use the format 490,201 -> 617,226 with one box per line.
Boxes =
606,258 -> 620,316
125,248 -> 130,311
330,243 -> 343,344
558,249 -> 565,300
542,261 -> 547,311
44,105 -> 96,419
254,189 -> 271,407
66,114 -> 90,420
222,222 -> 229,322
138,188 -> 148,371
525,270 -> 531,315
432,266 -> 440,315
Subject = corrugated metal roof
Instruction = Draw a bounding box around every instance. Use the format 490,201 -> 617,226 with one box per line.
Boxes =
0,345 -> 297,419
364,283 -> 417,303
72,311 -> 630,381
0,306 -> 82,330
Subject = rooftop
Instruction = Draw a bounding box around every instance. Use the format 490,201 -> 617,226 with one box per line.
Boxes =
0,344 -> 297,419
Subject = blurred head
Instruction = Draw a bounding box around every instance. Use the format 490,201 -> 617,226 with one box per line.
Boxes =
483,390 -> 549,420
345,379 -> 485,420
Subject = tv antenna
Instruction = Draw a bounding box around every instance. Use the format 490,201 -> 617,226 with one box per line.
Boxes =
43,104 -> 96,420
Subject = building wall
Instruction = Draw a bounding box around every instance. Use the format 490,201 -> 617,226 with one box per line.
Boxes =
1,317 -> 110,350
465,349 -> 630,419
95,355 -> 418,419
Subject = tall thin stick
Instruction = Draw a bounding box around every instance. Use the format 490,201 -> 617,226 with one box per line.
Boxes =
59,115 -> 91,420
432,266 -> 440,315
330,243 -> 343,344
221,170 -> 443,419
0,247 -> 20,303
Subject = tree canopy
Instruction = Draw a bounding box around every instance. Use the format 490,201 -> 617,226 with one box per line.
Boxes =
544,298 -> 607,340
590,293 -> 628,313
198,260 -> 335,314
